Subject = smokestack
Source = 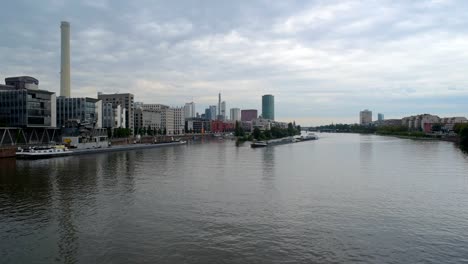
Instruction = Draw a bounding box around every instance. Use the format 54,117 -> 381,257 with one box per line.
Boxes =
60,21 -> 71,98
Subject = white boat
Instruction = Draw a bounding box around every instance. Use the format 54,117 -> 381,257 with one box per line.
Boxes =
301,132 -> 318,141
251,141 -> 268,148
16,145 -> 73,159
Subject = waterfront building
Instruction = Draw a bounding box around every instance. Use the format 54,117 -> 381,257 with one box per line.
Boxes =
211,120 -> 235,133
134,108 -> 161,133
139,104 -> 183,135
56,97 -> 102,128
241,121 -> 253,132
173,107 -> 185,135
402,114 -> 440,131
185,118 -> 211,133
230,108 -> 241,122
98,93 -> 134,133
102,103 -> 126,129
252,118 -> 271,131
184,102 -> 196,119
378,113 -> 384,121
262,94 -> 275,120
0,76 -> 56,128
241,109 -> 258,122
360,109 -> 372,125
440,117 -> 467,131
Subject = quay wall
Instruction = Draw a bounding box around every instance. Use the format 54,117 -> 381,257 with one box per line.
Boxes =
0,147 -> 16,158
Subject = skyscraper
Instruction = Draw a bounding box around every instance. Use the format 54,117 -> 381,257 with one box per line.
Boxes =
221,101 -> 226,120
360,109 -> 372,125
262,94 -> 274,120
378,113 -> 384,121
218,93 -> 221,116
209,105 -> 217,121
60,21 -> 71,98
184,102 -> 196,118
230,108 -> 241,122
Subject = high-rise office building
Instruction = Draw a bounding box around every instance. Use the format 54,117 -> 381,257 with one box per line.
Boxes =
184,102 -> 196,118
262,94 -> 274,120
209,105 -> 217,121
220,101 -> 226,120
360,109 -> 373,125
230,108 -> 241,122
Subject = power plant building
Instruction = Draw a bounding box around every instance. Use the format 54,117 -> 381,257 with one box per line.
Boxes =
60,21 -> 71,98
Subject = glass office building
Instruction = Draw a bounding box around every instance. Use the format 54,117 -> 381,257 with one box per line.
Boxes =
0,77 -> 56,128
56,97 -> 102,128
262,94 -> 275,120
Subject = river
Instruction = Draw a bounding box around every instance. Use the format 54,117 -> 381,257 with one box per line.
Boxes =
1,133 -> 468,263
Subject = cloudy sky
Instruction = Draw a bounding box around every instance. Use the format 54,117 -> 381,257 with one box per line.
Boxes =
1,0 -> 468,125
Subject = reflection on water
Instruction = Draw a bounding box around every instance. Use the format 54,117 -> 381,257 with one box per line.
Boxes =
1,134 -> 468,263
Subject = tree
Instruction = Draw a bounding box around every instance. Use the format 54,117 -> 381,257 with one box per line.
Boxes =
455,124 -> 468,151
287,123 -> 295,136
253,127 -> 261,140
264,129 -> 272,139
234,121 -> 245,137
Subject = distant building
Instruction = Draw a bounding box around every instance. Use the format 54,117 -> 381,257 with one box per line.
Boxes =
211,120 -> 235,133
208,105 -> 217,121
252,118 -> 271,131
402,114 -> 440,131
262,94 -> 275,120
360,109 -> 372,125
173,107 -> 185,135
56,97 -> 102,128
98,93 -> 134,133
230,108 -> 241,122
184,102 -> 196,119
0,76 -> 56,128
241,109 -> 258,122
185,118 -> 211,133
220,101 -> 226,120
378,113 -> 384,121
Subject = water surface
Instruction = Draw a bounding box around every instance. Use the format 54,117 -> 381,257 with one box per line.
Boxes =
1,133 -> 468,263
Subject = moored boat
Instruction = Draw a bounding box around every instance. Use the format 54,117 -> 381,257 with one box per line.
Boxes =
251,141 -> 268,148
301,132 -> 318,141
16,145 -> 73,159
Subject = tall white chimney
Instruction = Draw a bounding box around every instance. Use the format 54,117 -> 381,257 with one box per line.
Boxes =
60,21 -> 71,98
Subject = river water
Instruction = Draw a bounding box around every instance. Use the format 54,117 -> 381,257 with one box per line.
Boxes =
1,133 -> 468,263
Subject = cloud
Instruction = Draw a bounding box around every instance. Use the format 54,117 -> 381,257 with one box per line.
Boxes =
0,0 -> 468,125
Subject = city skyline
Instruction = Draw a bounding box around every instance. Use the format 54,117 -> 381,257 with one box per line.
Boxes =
1,1 -> 468,125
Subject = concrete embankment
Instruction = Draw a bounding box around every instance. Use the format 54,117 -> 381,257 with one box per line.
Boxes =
0,147 -> 16,158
